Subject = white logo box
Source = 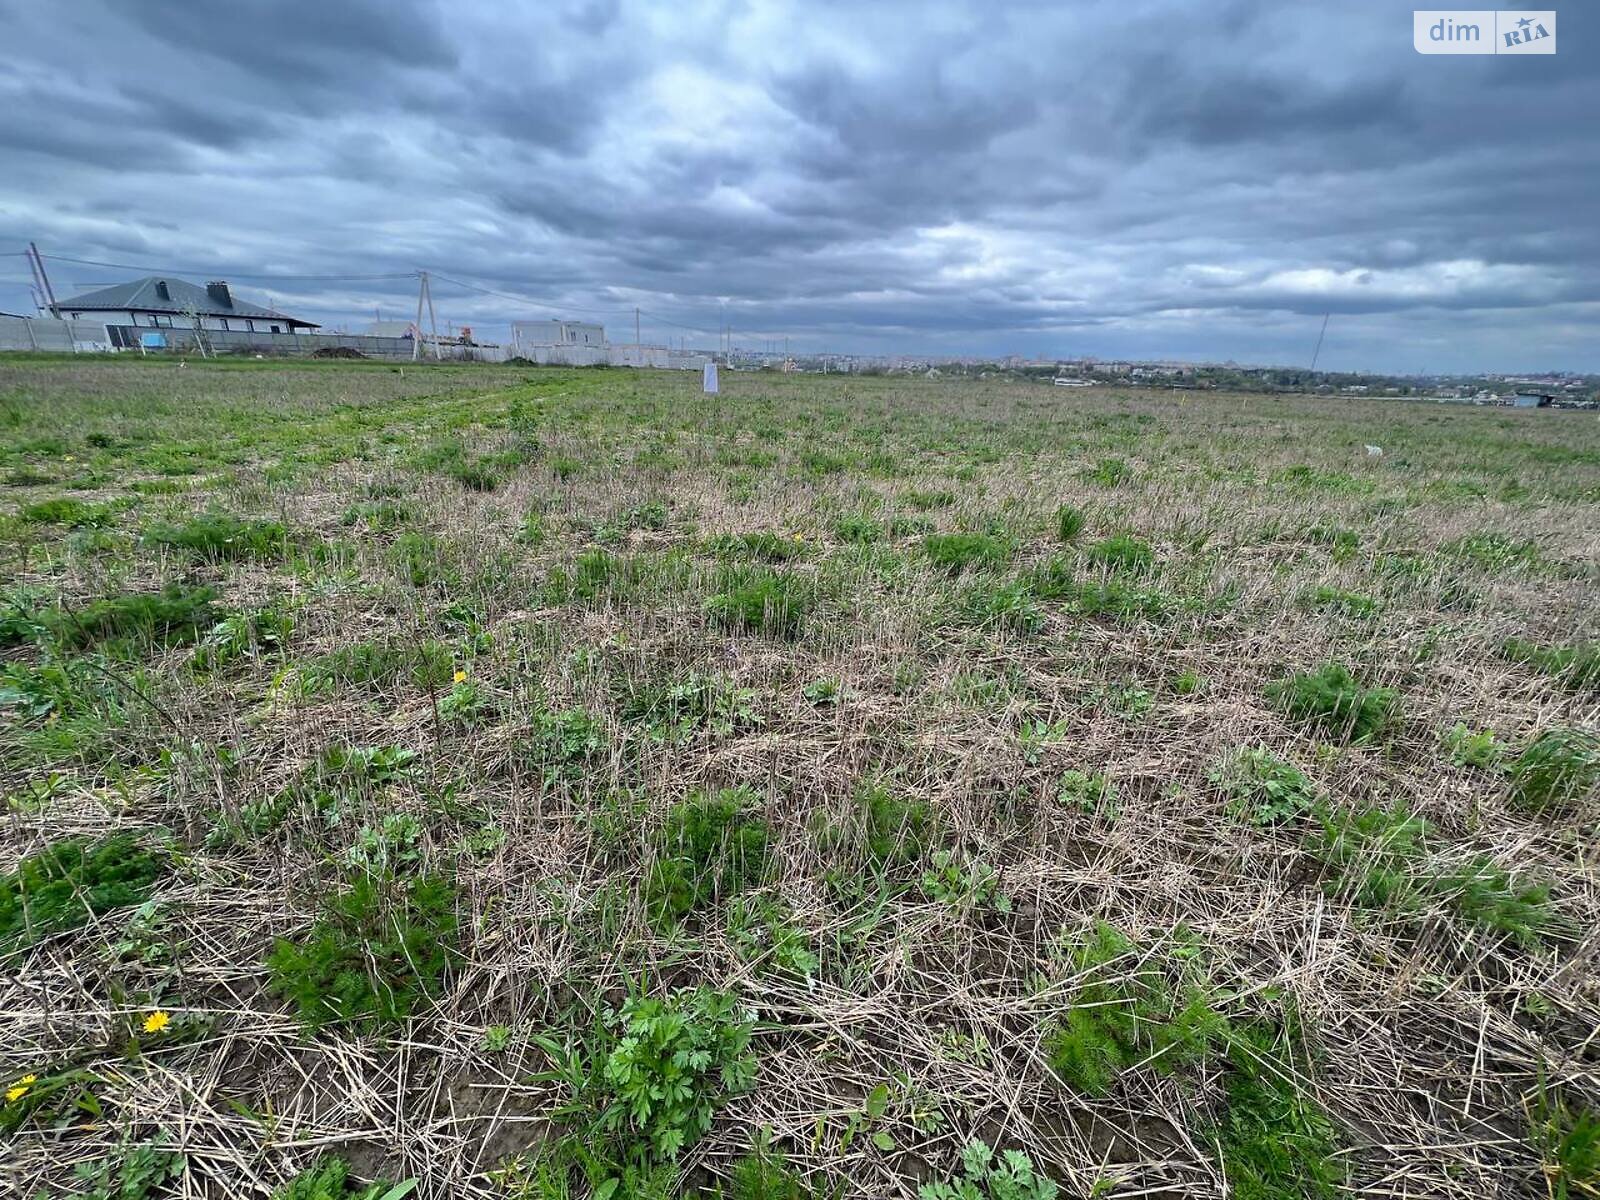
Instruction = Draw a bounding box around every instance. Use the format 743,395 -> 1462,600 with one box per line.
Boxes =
1414,10 -> 1556,53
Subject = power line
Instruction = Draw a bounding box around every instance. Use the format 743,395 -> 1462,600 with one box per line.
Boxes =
39,252 -> 414,282
423,270 -> 634,319
18,245 -> 728,343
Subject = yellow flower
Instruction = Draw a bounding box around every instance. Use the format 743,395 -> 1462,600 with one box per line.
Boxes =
142,1010 -> 171,1034
452,670 -> 467,684
5,1075 -> 35,1103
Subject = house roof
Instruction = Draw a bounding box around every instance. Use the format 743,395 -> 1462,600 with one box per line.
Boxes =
55,276 -> 319,327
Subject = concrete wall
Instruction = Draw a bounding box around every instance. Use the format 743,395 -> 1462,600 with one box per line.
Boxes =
0,317 -> 508,362
0,316 -> 116,352
511,339 -> 709,370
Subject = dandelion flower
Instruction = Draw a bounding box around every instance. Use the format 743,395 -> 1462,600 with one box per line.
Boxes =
453,670 -> 467,684
142,1010 -> 171,1034
5,1074 -> 36,1103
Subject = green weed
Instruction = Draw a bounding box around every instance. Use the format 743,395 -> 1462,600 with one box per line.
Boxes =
1300,585 -> 1378,618
857,783 -> 931,868
728,894 -> 818,980
833,514 -> 884,544
707,531 -> 807,562
1055,503 -> 1087,542
143,512 -> 287,560
923,849 -> 1009,912
267,869 -> 459,1031
272,1157 -> 417,1200
62,1140 -> 186,1200
535,985 -> 756,1179
1265,662 -> 1398,743
1210,747 -> 1319,827
1507,728 -> 1599,814
1442,722 -> 1503,770
301,639 -> 453,694
1501,638 -> 1600,694
645,788 -> 770,929
706,570 -> 811,638
726,1134 -> 812,1200
1044,923 -> 1225,1097
1083,457 -> 1131,487
1086,533 -> 1153,574
618,670 -> 762,744
0,832 -> 167,952
919,1140 -> 1057,1200
924,533 -> 1010,573
47,586 -> 216,650
1529,1083 -> 1600,1200
20,497 -> 115,527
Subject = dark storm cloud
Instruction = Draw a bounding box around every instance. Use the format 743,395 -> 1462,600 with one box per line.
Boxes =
0,0 -> 1596,370
118,0 -> 459,81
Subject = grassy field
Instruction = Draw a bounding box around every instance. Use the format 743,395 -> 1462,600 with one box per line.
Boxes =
1,356 -> 1597,1200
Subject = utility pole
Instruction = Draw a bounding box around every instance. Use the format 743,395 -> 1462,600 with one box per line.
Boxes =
635,307 -> 640,347
425,273 -> 441,360
26,243 -> 59,317
1309,313 -> 1331,372
412,273 -> 425,361
412,271 -> 442,361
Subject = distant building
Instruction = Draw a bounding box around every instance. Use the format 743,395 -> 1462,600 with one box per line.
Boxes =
508,317 -> 705,370
53,276 -> 318,334
512,319 -> 605,349
1512,390 -> 1555,408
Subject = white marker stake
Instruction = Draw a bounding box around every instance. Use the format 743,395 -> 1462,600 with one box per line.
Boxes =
703,362 -> 719,394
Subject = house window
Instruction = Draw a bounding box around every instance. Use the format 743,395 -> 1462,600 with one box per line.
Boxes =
270,324 -> 282,333
218,318 -> 229,331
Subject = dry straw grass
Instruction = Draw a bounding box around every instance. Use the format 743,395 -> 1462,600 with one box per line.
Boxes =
1,359 -> 1596,1197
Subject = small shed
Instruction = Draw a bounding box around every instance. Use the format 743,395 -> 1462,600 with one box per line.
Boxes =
1512,390 -> 1555,408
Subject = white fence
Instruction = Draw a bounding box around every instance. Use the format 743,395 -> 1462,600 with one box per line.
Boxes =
509,337 -> 709,370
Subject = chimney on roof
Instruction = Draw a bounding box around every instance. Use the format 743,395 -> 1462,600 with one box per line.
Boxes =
155,280 -> 170,301
206,281 -> 233,308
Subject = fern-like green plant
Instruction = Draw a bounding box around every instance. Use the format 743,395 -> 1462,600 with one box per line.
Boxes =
535,986 -> 756,1185
1044,924 -> 1226,1097
1507,727 -> 1599,814
644,788 -> 770,930
267,871 -> 459,1031
1265,662 -> 1398,743
0,832 -> 167,952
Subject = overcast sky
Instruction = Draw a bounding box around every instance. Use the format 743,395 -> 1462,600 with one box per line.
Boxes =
1,1 -> 1595,371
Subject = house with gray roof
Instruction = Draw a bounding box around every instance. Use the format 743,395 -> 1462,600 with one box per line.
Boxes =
53,276 -> 319,334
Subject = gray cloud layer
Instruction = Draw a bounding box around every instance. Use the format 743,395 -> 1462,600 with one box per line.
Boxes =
1,0 -> 1595,370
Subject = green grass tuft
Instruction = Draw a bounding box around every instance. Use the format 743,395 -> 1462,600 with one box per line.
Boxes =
1085,533 -> 1153,574
1,833 -> 167,952
706,569 -> 811,638
1507,727 -> 1599,814
143,512 -> 287,560
267,870 -> 459,1031
924,533 -> 1011,573
1265,662 -> 1398,743
645,788 -> 770,930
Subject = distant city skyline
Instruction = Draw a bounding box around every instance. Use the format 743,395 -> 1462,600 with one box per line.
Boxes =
3,1 -> 1597,372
